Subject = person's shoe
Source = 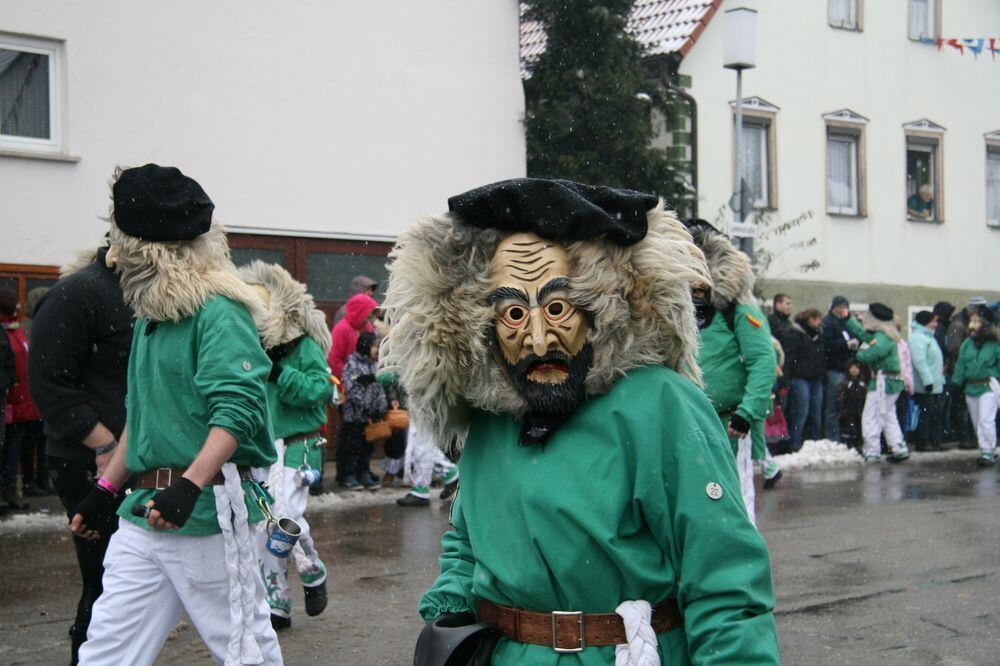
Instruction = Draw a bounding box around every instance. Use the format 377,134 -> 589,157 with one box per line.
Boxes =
976,451 -> 997,467
888,446 -> 910,463
439,479 -> 459,500
763,469 -> 783,490
1,487 -> 29,510
864,454 -> 882,463
304,579 -> 328,617
339,476 -> 362,491
270,614 -> 292,631
360,473 -> 381,491
396,493 -> 430,507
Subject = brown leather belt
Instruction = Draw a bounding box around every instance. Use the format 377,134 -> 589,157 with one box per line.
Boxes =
133,466 -> 253,490
476,599 -> 682,653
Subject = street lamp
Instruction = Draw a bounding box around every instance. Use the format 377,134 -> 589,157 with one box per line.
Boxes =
724,7 -> 757,257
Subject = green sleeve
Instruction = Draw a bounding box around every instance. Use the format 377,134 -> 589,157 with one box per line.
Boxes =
641,423 -> 779,663
275,337 -> 331,409
845,316 -> 874,343
733,305 -> 777,424
952,339 -> 969,388
195,299 -> 272,442
855,333 -> 891,365
418,490 -> 476,621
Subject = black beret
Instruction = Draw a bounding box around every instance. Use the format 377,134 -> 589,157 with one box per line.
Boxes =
113,164 -> 214,242
447,178 -> 658,247
869,303 -> 894,322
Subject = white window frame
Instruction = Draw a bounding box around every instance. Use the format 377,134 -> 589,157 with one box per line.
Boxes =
0,32 -> 65,155
824,111 -> 868,217
828,0 -> 862,31
731,97 -> 779,211
904,120 -> 945,224
826,133 -> 859,215
908,0 -> 939,41
986,132 -> 1000,228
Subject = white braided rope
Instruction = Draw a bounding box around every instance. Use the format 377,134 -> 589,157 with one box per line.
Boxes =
876,371 -> 890,420
614,600 -> 661,666
736,434 -> 756,527
214,462 -> 264,665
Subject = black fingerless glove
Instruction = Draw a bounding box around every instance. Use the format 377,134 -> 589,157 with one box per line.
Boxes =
729,413 -> 751,436
355,373 -> 376,386
71,484 -> 123,536
150,478 -> 201,527
268,362 -> 283,383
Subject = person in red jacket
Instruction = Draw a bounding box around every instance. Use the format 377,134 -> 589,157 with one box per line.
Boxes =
0,287 -> 45,509
328,292 -> 378,379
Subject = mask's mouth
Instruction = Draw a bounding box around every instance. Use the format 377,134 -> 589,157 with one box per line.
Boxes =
527,360 -> 569,384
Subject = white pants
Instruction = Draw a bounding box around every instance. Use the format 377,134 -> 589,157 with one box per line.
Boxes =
80,520 -> 283,665
256,464 -> 326,618
405,424 -> 458,499
966,393 -> 999,453
862,390 -> 905,457
736,435 -> 755,526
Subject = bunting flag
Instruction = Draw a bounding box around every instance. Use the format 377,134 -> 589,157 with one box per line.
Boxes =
920,36 -> 1000,60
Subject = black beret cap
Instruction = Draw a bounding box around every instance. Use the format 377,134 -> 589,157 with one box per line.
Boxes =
448,178 -> 658,247
113,164 -> 214,242
870,302 -> 894,322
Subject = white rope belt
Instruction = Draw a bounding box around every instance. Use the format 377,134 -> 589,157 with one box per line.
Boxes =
615,600 -> 661,666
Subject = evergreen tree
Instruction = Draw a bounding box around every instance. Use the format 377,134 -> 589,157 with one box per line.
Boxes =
523,0 -> 693,212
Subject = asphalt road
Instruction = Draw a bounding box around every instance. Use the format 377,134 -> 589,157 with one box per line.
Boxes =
1,454 -> 998,665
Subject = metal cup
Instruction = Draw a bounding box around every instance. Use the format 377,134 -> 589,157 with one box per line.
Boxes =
265,517 -> 301,558
296,466 -> 322,488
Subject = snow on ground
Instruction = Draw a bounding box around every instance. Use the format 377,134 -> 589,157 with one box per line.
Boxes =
774,439 -> 981,471
0,511 -> 67,536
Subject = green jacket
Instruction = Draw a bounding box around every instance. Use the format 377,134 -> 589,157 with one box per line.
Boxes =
419,366 -> 779,665
697,304 -> 776,460
269,336 -> 331,441
118,296 -> 277,536
952,337 -> 1000,397
846,318 -> 904,393
908,323 -> 944,395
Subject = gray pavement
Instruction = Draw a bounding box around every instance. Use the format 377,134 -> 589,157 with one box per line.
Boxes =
1,454 -> 999,665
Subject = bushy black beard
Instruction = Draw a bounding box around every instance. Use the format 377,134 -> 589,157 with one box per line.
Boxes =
499,342 -> 595,446
693,297 -> 715,330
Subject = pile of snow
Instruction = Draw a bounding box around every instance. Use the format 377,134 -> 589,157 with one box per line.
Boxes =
305,487 -> 409,514
773,439 -> 864,471
0,511 -> 68,536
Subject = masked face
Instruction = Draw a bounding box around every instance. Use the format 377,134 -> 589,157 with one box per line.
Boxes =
969,313 -> 984,337
489,233 -> 592,414
691,284 -> 714,330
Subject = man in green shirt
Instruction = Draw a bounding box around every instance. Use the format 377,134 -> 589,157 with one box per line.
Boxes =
383,179 -> 779,665
70,164 -> 283,665
241,260 -> 333,626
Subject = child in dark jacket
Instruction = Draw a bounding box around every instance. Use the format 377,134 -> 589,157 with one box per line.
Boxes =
338,332 -> 387,490
837,359 -> 868,451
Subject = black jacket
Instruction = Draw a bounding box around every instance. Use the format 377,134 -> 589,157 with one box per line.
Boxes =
822,312 -> 855,372
785,323 -> 827,380
28,250 -> 133,461
768,312 -> 794,361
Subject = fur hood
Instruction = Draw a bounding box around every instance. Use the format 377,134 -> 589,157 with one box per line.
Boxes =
60,245 -> 103,278
689,227 -> 755,309
861,312 -> 900,342
380,201 -> 711,448
239,260 -> 331,355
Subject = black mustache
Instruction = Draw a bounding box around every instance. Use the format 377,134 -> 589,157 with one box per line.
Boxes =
514,351 -> 572,377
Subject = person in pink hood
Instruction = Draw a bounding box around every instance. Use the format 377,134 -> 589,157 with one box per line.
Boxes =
328,293 -> 378,379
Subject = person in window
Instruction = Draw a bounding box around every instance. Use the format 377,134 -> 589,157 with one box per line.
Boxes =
907,184 -> 934,219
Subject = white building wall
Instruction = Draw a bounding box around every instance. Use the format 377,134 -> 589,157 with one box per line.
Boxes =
0,0 -> 525,266
680,0 -> 1000,292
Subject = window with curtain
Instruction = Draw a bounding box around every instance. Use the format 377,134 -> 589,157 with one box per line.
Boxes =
987,148 -> 1000,226
827,133 -> 859,215
0,48 -> 50,140
740,121 -> 769,208
908,0 -> 934,40
828,0 -> 858,30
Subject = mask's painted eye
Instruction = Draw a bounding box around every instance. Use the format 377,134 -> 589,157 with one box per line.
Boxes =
501,304 -> 528,327
543,299 -> 572,323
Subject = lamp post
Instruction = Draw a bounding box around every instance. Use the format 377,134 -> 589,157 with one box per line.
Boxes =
723,7 -> 758,257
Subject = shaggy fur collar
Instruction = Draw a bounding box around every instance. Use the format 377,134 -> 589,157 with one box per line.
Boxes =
861,313 -> 901,342
380,202 -> 710,448
109,220 -> 264,323
239,260 -> 331,355
689,227 -> 755,309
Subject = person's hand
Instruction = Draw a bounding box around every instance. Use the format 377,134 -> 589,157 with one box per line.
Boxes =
847,339 -> 860,351
728,414 -> 751,438
69,484 -> 122,540
391,399 -> 400,410
145,478 -> 201,531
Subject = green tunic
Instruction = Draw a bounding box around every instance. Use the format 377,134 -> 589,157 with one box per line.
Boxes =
846,318 -> 904,394
268,336 -> 331,469
419,366 -> 779,664
952,337 -> 1000,397
118,296 -> 277,536
697,304 -> 776,459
